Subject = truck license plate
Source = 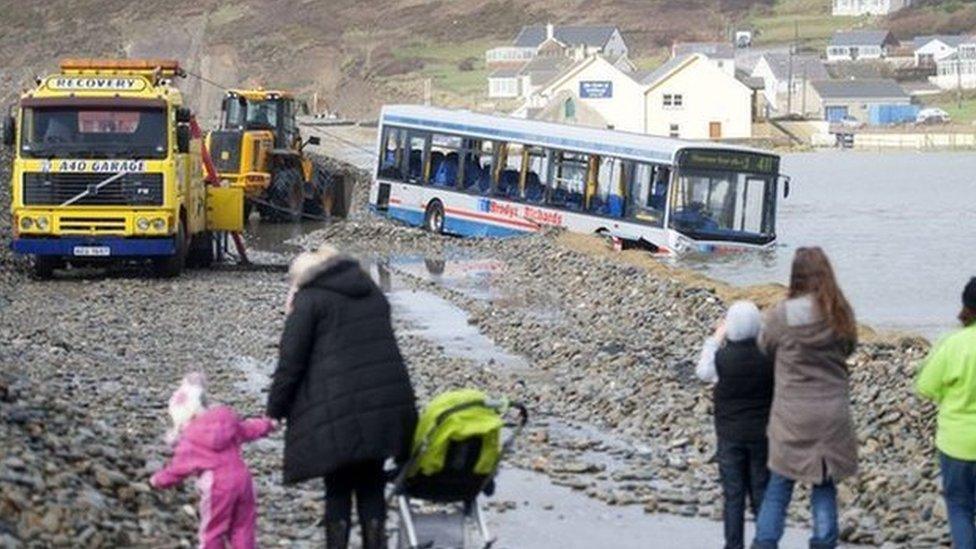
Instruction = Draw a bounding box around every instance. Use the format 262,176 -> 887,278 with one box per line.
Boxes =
73,246 -> 111,257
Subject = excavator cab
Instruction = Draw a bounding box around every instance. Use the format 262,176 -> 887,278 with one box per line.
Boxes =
207,89 -> 347,222
220,92 -> 299,150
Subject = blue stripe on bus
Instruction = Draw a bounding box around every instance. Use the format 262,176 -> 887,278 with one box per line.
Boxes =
386,205 -> 525,238
12,237 -> 176,257
383,115 -> 673,163
443,215 -> 525,238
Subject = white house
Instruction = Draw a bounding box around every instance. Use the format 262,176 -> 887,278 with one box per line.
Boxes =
486,24 -> 631,99
671,42 -> 735,76
642,54 -> 753,139
913,35 -> 966,67
832,0 -> 912,16
931,37 -> 976,90
826,30 -> 898,62
516,53 -> 753,139
751,53 -> 829,116
517,54 -> 647,132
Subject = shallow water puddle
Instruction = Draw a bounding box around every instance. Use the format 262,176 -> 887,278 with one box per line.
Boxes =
388,254 -> 510,302
387,286 -> 529,371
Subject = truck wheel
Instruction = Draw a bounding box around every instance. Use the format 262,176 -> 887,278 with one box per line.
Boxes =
424,200 -> 445,234
329,173 -> 349,218
303,165 -> 330,217
32,256 -> 61,280
153,220 -> 187,278
262,167 -> 304,222
186,230 -> 214,269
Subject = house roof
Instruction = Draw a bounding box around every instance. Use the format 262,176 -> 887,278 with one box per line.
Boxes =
811,79 -> 907,99
519,55 -> 574,87
757,53 -> 829,81
735,69 -> 765,90
514,25 -> 618,49
672,42 -> 734,60
912,35 -> 968,50
638,54 -> 697,86
489,66 -> 523,79
830,30 -> 894,47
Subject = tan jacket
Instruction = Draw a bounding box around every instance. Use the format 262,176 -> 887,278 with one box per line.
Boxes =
758,295 -> 858,484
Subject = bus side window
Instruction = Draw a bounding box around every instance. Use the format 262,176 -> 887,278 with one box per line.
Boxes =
378,127 -> 402,180
523,146 -> 547,204
430,133 -> 462,188
497,142 -> 522,199
591,157 -> 619,216
404,132 -> 429,184
626,162 -> 664,227
549,151 -> 587,211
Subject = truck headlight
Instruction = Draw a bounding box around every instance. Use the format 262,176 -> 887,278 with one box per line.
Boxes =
136,217 -> 150,231
151,218 -> 166,231
19,217 -> 33,230
35,216 -> 49,231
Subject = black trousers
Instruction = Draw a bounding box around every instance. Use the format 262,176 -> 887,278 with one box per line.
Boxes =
717,437 -> 770,549
324,460 -> 386,524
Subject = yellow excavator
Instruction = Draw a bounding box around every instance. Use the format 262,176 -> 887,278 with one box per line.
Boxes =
206,89 -> 350,221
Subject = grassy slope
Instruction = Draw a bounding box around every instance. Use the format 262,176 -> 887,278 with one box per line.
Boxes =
0,0 -> 970,116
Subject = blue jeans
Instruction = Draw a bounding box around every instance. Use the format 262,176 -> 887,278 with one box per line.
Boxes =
940,451 -> 976,549
718,438 -> 770,549
751,471 -> 838,549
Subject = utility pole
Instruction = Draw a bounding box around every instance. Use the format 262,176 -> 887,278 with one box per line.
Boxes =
786,20 -> 797,116
958,57 -> 963,110
802,64 -> 808,116
424,78 -> 432,106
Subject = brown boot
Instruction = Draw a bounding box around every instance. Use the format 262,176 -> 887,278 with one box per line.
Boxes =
325,519 -> 349,549
361,518 -> 386,549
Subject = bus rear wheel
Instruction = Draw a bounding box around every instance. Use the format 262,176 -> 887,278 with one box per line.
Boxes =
424,201 -> 445,234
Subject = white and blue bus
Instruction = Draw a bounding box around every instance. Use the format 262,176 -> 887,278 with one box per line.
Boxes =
369,105 -> 789,254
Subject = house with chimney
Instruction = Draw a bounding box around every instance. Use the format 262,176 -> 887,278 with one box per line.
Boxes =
486,23 -> 632,99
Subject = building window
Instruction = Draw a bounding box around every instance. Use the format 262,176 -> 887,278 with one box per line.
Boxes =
669,124 -> 680,138
663,94 -> 683,109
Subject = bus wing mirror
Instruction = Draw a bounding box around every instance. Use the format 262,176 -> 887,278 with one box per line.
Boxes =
176,125 -> 191,154
176,107 -> 192,124
1,114 -> 14,147
781,176 -> 791,198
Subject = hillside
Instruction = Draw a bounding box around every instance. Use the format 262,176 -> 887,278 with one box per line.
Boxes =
0,0 -> 970,119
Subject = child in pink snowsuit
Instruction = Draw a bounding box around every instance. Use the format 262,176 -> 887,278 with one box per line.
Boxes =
151,373 -> 275,549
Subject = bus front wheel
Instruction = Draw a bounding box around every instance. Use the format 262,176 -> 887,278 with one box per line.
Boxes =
424,201 -> 445,234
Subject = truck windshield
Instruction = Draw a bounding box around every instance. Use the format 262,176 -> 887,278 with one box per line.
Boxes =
20,107 -> 167,159
669,169 -> 776,245
224,99 -> 278,129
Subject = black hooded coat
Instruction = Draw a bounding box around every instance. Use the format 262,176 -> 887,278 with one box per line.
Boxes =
267,257 -> 417,483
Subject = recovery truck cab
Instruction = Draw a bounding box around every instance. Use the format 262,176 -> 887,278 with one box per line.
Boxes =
2,59 -> 243,278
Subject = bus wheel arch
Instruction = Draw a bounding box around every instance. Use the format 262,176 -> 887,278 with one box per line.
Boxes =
424,200 -> 445,234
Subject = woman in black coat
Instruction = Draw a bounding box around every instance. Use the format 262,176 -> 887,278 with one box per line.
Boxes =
267,245 -> 417,549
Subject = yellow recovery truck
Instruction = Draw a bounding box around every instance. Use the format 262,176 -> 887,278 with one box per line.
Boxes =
2,59 -> 244,278
206,89 -> 350,221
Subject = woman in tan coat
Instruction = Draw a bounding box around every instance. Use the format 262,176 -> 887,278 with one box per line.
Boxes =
751,247 -> 858,549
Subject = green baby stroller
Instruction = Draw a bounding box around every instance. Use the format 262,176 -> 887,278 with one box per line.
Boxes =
389,389 -> 528,549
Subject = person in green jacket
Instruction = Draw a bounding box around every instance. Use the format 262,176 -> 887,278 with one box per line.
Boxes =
917,277 -> 976,548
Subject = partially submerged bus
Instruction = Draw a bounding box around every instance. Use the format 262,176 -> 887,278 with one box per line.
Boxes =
369,105 -> 789,254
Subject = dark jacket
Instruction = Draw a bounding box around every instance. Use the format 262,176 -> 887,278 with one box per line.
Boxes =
266,256 -> 417,484
713,339 -> 774,442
